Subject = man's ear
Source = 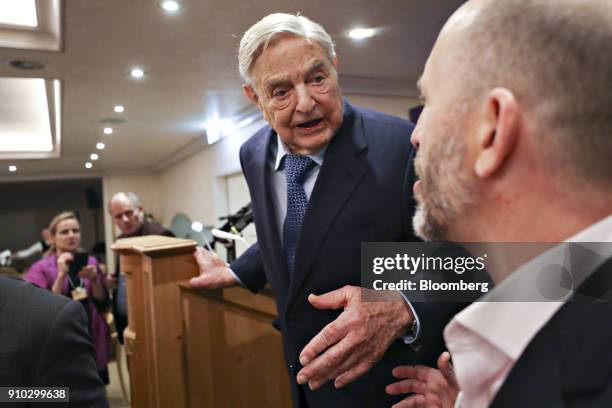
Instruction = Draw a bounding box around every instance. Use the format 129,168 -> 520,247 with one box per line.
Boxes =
474,88 -> 521,179
242,84 -> 260,108
333,54 -> 339,69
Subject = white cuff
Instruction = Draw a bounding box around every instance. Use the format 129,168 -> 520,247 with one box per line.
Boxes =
397,291 -> 421,345
227,267 -> 245,287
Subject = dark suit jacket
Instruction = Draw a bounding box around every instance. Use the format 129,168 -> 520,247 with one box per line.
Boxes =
491,257 -> 612,407
0,276 -> 107,407
231,102 -> 462,407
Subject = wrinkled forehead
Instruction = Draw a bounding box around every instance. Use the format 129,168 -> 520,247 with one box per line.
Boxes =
251,36 -> 333,83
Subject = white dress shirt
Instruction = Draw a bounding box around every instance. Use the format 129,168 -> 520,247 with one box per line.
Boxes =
270,134 -> 326,239
445,214 -> 612,408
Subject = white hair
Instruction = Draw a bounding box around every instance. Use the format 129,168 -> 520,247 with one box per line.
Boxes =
108,191 -> 141,212
238,13 -> 336,85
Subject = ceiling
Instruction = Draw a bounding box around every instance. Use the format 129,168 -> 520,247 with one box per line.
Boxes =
0,0 -> 464,179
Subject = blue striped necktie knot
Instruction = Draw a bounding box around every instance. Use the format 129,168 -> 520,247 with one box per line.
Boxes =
283,154 -> 316,277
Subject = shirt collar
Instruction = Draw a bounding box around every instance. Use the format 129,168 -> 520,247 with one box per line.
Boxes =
447,214 -> 612,360
273,134 -> 327,171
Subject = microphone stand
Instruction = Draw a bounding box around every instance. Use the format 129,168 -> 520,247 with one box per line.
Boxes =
214,202 -> 253,263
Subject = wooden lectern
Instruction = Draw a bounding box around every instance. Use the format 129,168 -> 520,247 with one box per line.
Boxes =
112,235 -> 199,408
112,235 -> 291,407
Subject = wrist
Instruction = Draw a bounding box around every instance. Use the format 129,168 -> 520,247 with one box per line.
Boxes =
395,298 -> 418,341
398,298 -> 413,328
53,274 -> 65,287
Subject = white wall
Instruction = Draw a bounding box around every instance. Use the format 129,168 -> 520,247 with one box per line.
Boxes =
157,119 -> 266,228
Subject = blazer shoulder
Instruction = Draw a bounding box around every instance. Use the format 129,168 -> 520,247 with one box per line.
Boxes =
240,124 -> 272,161
0,277 -> 73,384
0,278 -> 71,338
0,276 -> 69,312
352,106 -> 415,159
355,105 -> 415,135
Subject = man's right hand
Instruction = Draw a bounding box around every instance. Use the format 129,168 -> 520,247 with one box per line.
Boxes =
189,247 -> 237,289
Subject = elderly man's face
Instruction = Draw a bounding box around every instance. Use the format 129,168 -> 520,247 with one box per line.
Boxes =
411,31 -> 476,242
245,36 -> 344,155
109,197 -> 143,236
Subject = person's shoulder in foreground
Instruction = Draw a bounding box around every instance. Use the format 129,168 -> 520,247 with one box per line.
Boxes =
0,276 -> 108,407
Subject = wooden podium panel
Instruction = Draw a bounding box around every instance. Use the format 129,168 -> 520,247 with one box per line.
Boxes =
112,235 -> 291,407
112,235 -> 199,408
181,286 -> 292,408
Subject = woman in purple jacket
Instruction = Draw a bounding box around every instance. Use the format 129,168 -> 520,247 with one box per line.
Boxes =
25,211 -> 111,384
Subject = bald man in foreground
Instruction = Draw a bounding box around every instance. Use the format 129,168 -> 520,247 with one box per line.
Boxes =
386,0 -> 612,407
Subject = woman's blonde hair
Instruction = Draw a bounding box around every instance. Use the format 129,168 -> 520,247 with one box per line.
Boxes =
46,211 -> 80,256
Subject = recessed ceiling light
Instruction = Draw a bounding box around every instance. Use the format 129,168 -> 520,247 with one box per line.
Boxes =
90,153 -> 99,160
348,27 -> 377,40
85,162 -> 93,169
113,105 -> 125,113
96,142 -> 105,150
103,127 -> 113,135
8,165 -> 17,172
161,1 -> 180,12
130,68 -> 145,79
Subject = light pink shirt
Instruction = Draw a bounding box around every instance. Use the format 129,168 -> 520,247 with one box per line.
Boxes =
444,215 -> 612,408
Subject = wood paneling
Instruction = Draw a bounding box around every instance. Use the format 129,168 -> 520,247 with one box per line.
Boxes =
181,286 -> 291,408
112,235 -> 291,407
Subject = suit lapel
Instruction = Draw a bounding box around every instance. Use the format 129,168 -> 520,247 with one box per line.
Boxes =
284,103 -> 369,314
490,325 -> 563,407
244,129 -> 289,293
492,258 -> 612,407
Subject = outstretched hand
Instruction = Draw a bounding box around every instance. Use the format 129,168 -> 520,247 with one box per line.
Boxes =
386,351 -> 459,408
189,247 -> 237,289
297,286 -> 413,390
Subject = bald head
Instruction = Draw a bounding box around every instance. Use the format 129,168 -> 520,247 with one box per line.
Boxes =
412,0 -> 612,242
108,192 -> 144,236
437,0 -> 612,186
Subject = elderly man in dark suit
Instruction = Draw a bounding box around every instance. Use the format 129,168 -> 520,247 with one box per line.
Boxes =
386,0 -> 612,406
0,276 -> 108,407
190,13 -> 462,407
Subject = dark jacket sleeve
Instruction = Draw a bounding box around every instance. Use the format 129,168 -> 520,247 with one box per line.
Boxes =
33,300 -> 108,408
230,242 -> 267,293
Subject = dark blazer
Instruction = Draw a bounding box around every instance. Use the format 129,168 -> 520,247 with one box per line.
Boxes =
231,102 -> 462,407
0,276 -> 108,407
491,257 -> 612,408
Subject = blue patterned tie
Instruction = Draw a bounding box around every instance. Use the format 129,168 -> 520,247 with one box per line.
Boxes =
283,154 -> 316,277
